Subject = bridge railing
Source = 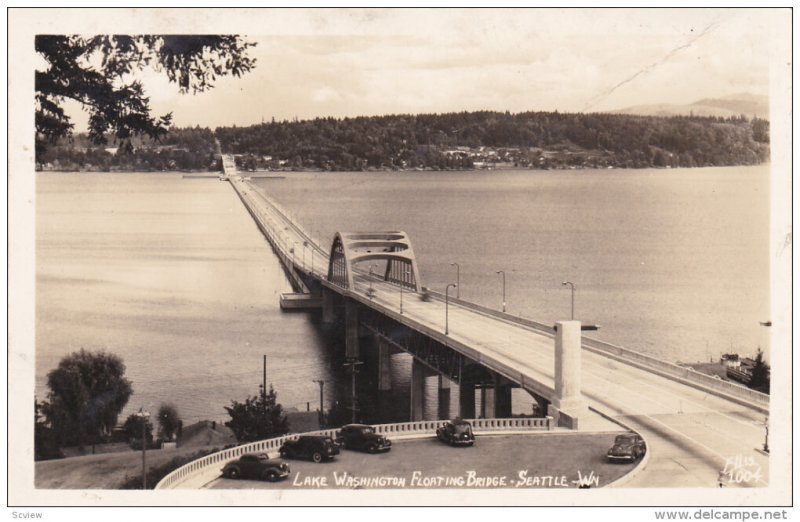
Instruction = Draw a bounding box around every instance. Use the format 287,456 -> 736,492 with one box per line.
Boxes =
155,417 -> 552,489
237,178 -> 328,259
425,289 -> 769,408
579,336 -> 770,406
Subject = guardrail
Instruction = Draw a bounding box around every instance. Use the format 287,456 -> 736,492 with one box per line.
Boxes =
580,336 -> 769,409
155,417 -> 552,489
426,289 -> 769,410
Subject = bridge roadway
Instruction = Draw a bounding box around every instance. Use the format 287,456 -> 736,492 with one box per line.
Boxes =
225,168 -> 768,489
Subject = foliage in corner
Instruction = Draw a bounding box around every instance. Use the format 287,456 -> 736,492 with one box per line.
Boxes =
35,35 -> 256,160
748,348 -> 771,394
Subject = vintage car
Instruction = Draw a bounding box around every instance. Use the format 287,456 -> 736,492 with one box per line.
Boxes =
607,433 -> 647,462
279,435 -> 340,463
335,424 -> 392,453
436,419 -> 475,446
221,453 -> 290,481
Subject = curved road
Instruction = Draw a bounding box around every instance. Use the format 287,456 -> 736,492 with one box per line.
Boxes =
207,433 -> 634,490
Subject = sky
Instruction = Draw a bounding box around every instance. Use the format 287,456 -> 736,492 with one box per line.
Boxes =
56,8 -> 782,131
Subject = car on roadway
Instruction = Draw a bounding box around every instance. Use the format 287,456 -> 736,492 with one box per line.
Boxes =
279,435 -> 340,463
335,424 -> 392,453
436,419 -> 475,446
607,433 -> 647,462
221,453 -> 290,481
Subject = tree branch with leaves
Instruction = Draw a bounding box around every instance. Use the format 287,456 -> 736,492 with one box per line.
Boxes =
35,34 -> 256,161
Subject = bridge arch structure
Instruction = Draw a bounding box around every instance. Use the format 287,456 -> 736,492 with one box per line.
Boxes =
328,231 -> 422,293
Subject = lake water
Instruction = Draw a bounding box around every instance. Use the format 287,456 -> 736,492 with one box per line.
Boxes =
35,166 -> 770,424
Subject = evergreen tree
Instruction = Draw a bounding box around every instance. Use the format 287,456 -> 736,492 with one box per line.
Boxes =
224,385 -> 289,443
748,348 -> 770,393
157,403 -> 181,441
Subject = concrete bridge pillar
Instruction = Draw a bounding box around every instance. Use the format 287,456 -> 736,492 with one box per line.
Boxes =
410,359 -> 426,421
547,320 -> 586,429
377,336 -> 392,391
459,381 -> 476,419
345,299 -> 359,359
322,288 -> 336,324
480,388 -> 494,418
493,382 -> 513,418
438,376 -> 451,420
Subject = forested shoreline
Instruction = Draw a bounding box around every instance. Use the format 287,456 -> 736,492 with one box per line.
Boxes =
37,110 -> 769,172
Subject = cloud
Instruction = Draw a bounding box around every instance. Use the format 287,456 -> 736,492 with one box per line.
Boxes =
59,8 -> 778,130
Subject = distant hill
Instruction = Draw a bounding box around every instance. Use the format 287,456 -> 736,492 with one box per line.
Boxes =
611,93 -> 769,120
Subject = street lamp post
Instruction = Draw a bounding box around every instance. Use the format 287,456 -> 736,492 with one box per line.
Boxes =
343,359 -> 364,423
312,379 -> 325,426
562,281 -> 576,320
400,269 -> 411,314
764,417 -> 770,453
368,264 -> 378,299
445,283 -> 458,335
496,270 -> 506,313
450,263 -> 460,299
137,408 -> 150,489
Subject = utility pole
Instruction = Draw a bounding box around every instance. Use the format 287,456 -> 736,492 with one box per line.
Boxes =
137,408 -> 150,489
343,359 -> 364,423
262,355 -> 267,398
313,379 -> 326,426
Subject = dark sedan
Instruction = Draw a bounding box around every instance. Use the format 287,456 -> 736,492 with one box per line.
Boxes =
279,435 -> 340,463
335,424 -> 392,453
436,419 -> 475,446
607,433 -> 647,462
221,453 -> 290,481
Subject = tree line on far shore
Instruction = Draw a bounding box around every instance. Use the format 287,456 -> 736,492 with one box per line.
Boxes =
34,35 -> 768,173
216,111 -> 769,171
37,110 -> 769,173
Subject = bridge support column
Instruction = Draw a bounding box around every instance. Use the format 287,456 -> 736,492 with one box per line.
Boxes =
322,288 -> 336,324
438,376 -> 451,420
547,320 -> 586,429
459,381 -> 476,419
377,336 -> 392,391
494,383 -> 513,418
480,388 -> 495,418
410,359 -> 426,421
345,300 -> 359,358
529,393 -> 550,418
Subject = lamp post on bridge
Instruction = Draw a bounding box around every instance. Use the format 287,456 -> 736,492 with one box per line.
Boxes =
450,262 -> 460,299
368,264 -> 378,299
400,268 -> 411,314
445,283 -> 458,335
292,242 -> 297,266
496,270 -> 506,313
562,281 -> 576,320
302,242 -> 307,269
